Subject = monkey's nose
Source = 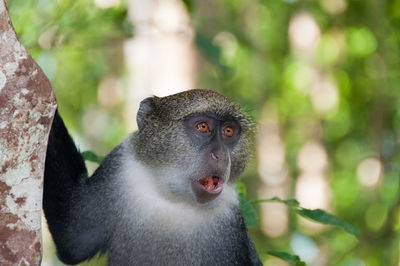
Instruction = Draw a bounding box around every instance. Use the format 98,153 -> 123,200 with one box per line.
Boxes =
211,152 -> 219,160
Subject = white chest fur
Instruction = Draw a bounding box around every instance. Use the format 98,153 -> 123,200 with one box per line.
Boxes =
118,151 -> 239,232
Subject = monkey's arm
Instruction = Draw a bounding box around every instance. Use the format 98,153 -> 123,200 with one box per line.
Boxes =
43,110 -> 110,264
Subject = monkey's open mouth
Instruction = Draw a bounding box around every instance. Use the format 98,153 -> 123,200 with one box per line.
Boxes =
198,176 -> 224,193
192,176 -> 224,204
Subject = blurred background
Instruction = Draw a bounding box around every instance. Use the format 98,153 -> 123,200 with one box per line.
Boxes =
6,0 -> 400,265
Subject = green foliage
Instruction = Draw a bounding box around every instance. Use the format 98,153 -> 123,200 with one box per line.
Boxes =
195,32 -> 230,75
235,179 -> 247,197
81,151 -> 105,164
239,196 -> 259,228
181,0 -> 193,13
250,197 -> 300,207
267,251 -> 306,266
346,27 -> 377,57
239,191 -> 359,264
296,209 -> 360,240
78,252 -> 107,266
242,192 -> 359,240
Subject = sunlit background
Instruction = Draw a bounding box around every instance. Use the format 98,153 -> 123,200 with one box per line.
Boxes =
7,0 -> 400,265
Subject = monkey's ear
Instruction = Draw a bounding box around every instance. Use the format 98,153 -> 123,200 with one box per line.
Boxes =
137,97 -> 156,130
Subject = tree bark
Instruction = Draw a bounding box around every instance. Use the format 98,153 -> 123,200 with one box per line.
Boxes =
0,1 -> 56,265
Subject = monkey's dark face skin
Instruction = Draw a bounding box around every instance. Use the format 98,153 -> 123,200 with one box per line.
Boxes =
184,114 -> 241,203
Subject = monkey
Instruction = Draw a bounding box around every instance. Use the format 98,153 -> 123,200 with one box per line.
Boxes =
43,89 -> 262,266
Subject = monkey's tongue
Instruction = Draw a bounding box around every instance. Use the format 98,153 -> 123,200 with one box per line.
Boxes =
198,176 -> 223,193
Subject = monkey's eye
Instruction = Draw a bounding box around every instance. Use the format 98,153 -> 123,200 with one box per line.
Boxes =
223,126 -> 234,137
197,122 -> 210,133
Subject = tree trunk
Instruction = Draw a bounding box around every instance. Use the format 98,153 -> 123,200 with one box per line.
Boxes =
0,1 -> 56,265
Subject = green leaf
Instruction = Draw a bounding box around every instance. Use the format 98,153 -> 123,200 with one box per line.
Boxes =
82,151 -> 105,164
296,208 -> 360,240
239,195 -> 259,228
267,251 -> 306,266
284,199 -> 301,207
235,179 -> 247,197
250,197 -> 300,207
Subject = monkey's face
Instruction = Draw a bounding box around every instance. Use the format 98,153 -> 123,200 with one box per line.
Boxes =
183,114 -> 240,204
134,90 -> 252,207
139,113 -> 247,206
